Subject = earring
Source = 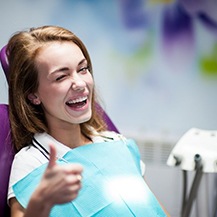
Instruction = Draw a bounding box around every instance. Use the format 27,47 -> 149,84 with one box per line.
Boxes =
33,99 -> 41,105
28,93 -> 41,105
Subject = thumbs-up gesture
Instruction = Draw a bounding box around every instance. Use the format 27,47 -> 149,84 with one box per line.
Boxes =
35,144 -> 83,207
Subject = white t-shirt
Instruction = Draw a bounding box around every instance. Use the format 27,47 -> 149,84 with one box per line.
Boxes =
8,131 -> 145,202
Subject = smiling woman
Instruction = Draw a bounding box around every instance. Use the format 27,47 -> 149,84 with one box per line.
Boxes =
6,25 -> 169,217
32,42 -> 93,128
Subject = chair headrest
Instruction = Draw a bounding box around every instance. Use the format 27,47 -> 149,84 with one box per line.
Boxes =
0,45 -> 9,83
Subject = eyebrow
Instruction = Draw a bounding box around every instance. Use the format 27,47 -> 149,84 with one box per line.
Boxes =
78,58 -> 87,66
50,58 -> 87,74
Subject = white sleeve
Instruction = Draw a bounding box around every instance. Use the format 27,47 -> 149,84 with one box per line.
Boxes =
7,147 -> 47,203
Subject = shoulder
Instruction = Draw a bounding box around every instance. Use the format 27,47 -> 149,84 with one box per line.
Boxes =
97,131 -> 146,175
12,145 -> 47,169
8,145 -> 47,200
92,130 -> 140,154
9,145 -> 47,181
94,131 -> 146,176
91,130 -> 127,143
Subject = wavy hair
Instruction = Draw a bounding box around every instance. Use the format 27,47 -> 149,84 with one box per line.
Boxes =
7,25 -> 106,151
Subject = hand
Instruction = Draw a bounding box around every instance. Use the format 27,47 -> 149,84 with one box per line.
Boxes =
34,144 -> 83,207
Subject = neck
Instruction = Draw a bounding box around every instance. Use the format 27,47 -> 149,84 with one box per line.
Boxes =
48,124 -> 91,149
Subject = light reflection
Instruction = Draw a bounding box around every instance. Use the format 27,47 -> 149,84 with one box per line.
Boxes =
104,175 -> 149,205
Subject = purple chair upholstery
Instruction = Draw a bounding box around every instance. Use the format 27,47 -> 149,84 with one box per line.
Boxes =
0,46 -> 9,81
0,45 -> 118,217
0,104 -> 13,217
0,46 -> 14,217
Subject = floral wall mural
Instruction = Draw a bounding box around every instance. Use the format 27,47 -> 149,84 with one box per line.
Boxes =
0,0 -> 217,138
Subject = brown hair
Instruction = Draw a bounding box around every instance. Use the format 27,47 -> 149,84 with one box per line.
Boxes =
7,25 -> 106,152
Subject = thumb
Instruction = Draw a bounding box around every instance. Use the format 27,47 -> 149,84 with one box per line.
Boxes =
47,143 -> 57,168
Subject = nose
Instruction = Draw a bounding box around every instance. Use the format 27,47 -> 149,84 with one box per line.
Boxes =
71,75 -> 86,91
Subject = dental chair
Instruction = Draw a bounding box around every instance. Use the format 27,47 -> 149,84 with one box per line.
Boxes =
0,104 -> 13,217
0,46 -> 14,217
167,128 -> 217,217
0,45 -> 119,217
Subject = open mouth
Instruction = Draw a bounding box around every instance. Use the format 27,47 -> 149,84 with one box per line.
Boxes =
66,96 -> 88,108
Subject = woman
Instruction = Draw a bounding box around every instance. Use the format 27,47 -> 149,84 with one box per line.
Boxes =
7,25 -> 169,217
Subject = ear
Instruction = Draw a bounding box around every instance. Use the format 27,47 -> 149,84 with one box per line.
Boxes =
28,93 -> 41,105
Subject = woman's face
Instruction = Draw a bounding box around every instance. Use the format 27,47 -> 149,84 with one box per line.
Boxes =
33,41 -> 94,130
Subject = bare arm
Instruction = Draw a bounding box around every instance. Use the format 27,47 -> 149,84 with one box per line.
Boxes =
10,144 -> 83,217
10,197 -> 51,217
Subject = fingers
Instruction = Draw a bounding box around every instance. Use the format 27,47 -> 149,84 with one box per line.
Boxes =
67,164 -> 83,175
76,174 -> 82,182
40,145 -> 84,205
47,144 -> 83,181
47,144 -> 83,175
64,165 -> 83,186
47,144 -> 57,168
65,173 -> 83,186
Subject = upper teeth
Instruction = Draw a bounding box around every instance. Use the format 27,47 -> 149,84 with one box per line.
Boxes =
67,96 -> 87,104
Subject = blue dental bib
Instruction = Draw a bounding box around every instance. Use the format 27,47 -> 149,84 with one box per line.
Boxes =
13,139 -> 166,217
